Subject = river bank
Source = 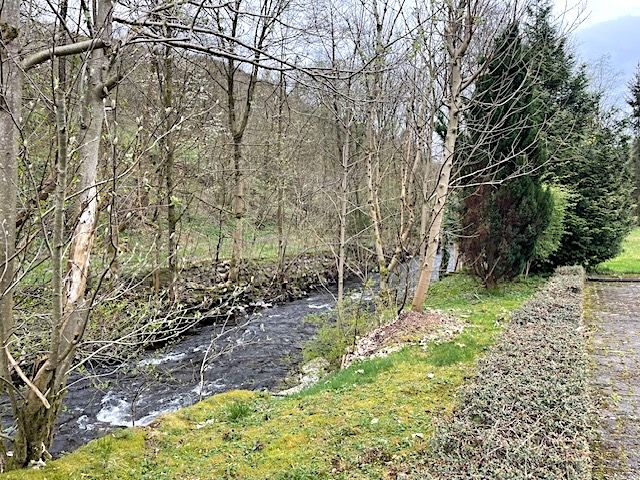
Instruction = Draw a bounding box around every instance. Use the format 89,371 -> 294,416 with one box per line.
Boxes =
2,273 -> 543,478
8,251 -> 447,456
9,253 -> 351,454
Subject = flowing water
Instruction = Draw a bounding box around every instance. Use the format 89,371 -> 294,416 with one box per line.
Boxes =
51,287 -> 374,454
9,253 -> 448,455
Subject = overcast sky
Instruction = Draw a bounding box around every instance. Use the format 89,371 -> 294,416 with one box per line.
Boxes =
557,0 -> 640,29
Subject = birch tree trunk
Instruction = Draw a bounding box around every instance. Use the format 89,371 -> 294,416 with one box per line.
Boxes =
411,103 -> 459,311
366,138 -> 387,287
419,112 -> 437,263
411,2 -> 466,312
386,131 -> 422,276
337,120 -> 351,319
363,1 -> 389,295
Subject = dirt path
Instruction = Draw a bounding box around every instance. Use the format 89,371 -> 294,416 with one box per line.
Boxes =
588,281 -> 640,479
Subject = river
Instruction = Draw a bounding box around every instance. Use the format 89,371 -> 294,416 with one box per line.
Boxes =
20,252 -> 448,455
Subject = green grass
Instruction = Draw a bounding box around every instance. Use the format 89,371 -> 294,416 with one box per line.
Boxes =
224,400 -> 254,422
104,222 -> 323,276
596,227 -> 640,275
3,274 -> 543,480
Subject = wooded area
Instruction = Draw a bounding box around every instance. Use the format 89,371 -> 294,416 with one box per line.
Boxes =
0,0 -> 637,472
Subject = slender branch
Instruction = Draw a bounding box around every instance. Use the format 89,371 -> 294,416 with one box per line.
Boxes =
21,39 -> 107,71
4,348 -> 51,409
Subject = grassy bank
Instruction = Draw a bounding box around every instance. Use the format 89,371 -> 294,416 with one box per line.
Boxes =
113,223 -> 324,275
4,275 -> 543,480
596,227 -> 640,275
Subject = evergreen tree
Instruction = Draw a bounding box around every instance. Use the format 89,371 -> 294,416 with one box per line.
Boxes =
525,2 -> 635,267
629,64 -> 640,224
460,24 -> 553,287
532,185 -> 569,268
552,115 -> 634,266
629,64 -> 640,130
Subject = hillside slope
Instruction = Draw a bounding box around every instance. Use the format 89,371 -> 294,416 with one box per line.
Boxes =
574,16 -> 640,109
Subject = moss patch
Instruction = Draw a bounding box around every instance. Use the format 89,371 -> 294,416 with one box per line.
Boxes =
3,275 -> 542,480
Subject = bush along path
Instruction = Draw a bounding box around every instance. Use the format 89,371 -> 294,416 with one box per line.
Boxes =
587,280 -> 640,479
412,267 -> 593,479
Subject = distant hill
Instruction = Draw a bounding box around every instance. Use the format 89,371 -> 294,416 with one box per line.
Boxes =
574,16 -> 640,110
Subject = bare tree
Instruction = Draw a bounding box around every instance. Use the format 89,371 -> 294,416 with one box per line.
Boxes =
411,0 -> 519,311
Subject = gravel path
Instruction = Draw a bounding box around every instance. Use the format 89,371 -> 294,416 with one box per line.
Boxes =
588,282 -> 640,479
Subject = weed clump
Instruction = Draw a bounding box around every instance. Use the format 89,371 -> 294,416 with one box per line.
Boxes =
225,400 -> 252,422
415,266 -> 593,479
302,295 -> 393,368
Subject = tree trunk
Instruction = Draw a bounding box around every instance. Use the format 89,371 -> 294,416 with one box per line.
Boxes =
0,0 -> 21,468
229,138 -> 244,282
364,4 -> 389,297
337,122 -> 350,319
419,193 -> 429,262
151,152 -> 163,294
386,131 -> 421,276
275,70 -> 286,275
412,58 -> 462,312
225,48 -> 260,283
12,0 -> 113,463
367,173 -> 386,284
41,7 -> 70,461
276,183 -> 285,269
161,44 -> 178,301
411,0 -> 472,312
105,101 -> 119,280
419,116 -> 436,263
